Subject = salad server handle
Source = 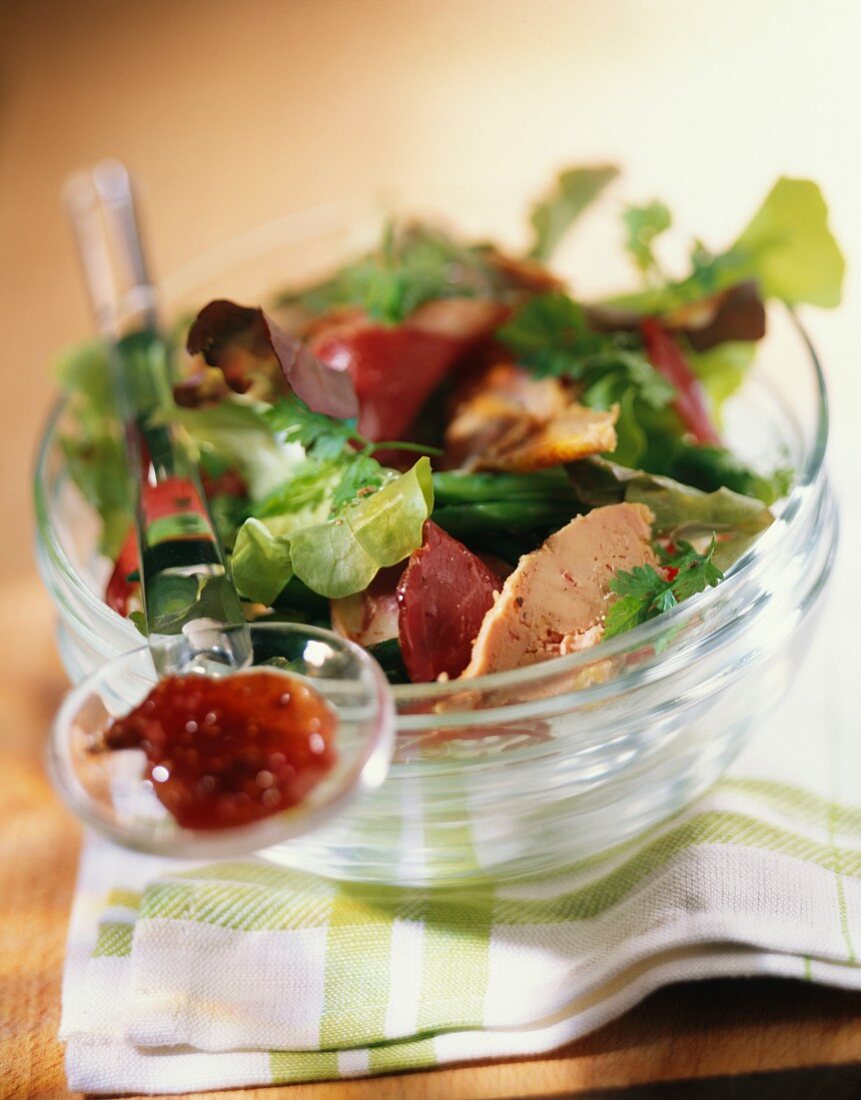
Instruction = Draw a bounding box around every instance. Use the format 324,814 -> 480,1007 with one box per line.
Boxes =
64,161 -> 251,674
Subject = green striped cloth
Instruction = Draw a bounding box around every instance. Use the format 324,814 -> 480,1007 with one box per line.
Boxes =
61,523 -> 860,1095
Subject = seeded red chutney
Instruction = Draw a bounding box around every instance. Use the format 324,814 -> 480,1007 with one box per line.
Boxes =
104,670 -> 337,830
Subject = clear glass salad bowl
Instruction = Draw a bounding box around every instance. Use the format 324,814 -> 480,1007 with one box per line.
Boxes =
34,201 -> 838,885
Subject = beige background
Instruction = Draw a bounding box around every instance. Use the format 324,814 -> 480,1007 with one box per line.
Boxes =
2,0 -> 861,580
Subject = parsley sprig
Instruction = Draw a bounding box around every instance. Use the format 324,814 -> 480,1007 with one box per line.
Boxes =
262,394 -> 438,518
497,292 -> 675,409
603,538 -> 724,639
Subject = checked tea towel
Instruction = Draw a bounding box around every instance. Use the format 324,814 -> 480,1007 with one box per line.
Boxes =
61,509 -> 861,1095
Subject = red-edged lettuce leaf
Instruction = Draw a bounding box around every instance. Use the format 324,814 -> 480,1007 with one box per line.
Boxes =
640,318 -> 719,445
186,299 -> 358,419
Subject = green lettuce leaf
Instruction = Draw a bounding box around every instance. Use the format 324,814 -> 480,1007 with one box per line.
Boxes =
231,457 -> 433,602
55,341 -> 133,558
55,339 -> 114,420
170,400 -> 299,500
529,166 -> 620,262
567,457 -> 774,571
231,518 -> 296,605
730,178 -> 845,307
685,340 -> 756,422
609,177 -> 844,314
289,456 -> 433,597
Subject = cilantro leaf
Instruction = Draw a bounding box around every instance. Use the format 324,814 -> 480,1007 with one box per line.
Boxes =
497,292 -> 675,466
497,293 -> 600,377
262,393 -> 432,518
265,393 -> 360,458
623,201 -> 672,278
528,166 -> 620,262
604,538 -> 723,639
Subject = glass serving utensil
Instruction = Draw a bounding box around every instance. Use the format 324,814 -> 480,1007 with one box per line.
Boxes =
49,162 -> 395,856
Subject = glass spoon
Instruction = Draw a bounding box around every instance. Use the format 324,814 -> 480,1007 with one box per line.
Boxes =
49,161 -> 395,857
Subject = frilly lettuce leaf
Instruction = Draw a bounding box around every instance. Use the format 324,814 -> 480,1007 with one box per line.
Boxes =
231,457 -> 433,602
186,299 -> 359,418
730,178 -> 845,307
609,178 -> 844,314
55,339 -> 114,419
567,457 -> 773,571
231,518 -> 296,605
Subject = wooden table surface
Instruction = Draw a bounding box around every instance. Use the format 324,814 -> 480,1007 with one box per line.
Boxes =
3,573 -> 861,1099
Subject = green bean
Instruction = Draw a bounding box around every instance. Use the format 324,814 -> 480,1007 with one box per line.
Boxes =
431,468 -> 577,505
433,499 -> 579,537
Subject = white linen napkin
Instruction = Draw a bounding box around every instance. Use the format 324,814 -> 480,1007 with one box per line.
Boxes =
60,505 -> 861,1095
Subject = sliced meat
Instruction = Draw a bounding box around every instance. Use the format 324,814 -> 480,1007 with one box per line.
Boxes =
473,403 -> 618,473
480,247 -> 565,295
445,361 -> 617,473
310,299 -> 508,442
445,362 -> 570,466
397,521 -> 503,682
461,503 -> 656,677
408,297 -> 509,342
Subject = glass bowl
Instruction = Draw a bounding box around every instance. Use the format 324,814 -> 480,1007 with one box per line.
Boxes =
34,201 -> 838,885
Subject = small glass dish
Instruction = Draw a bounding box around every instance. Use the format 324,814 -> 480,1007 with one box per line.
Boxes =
35,200 -> 839,885
47,623 -> 395,859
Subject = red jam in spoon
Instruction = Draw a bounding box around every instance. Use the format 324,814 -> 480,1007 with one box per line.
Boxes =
103,670 -> 337,830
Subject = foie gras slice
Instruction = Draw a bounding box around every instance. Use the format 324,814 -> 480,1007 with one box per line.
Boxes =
460,502 -> 657,677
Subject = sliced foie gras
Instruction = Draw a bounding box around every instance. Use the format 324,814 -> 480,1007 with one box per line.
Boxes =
460,503 -> 657,678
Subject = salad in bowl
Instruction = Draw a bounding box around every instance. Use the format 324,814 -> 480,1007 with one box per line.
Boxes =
39,168 -> 842,882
